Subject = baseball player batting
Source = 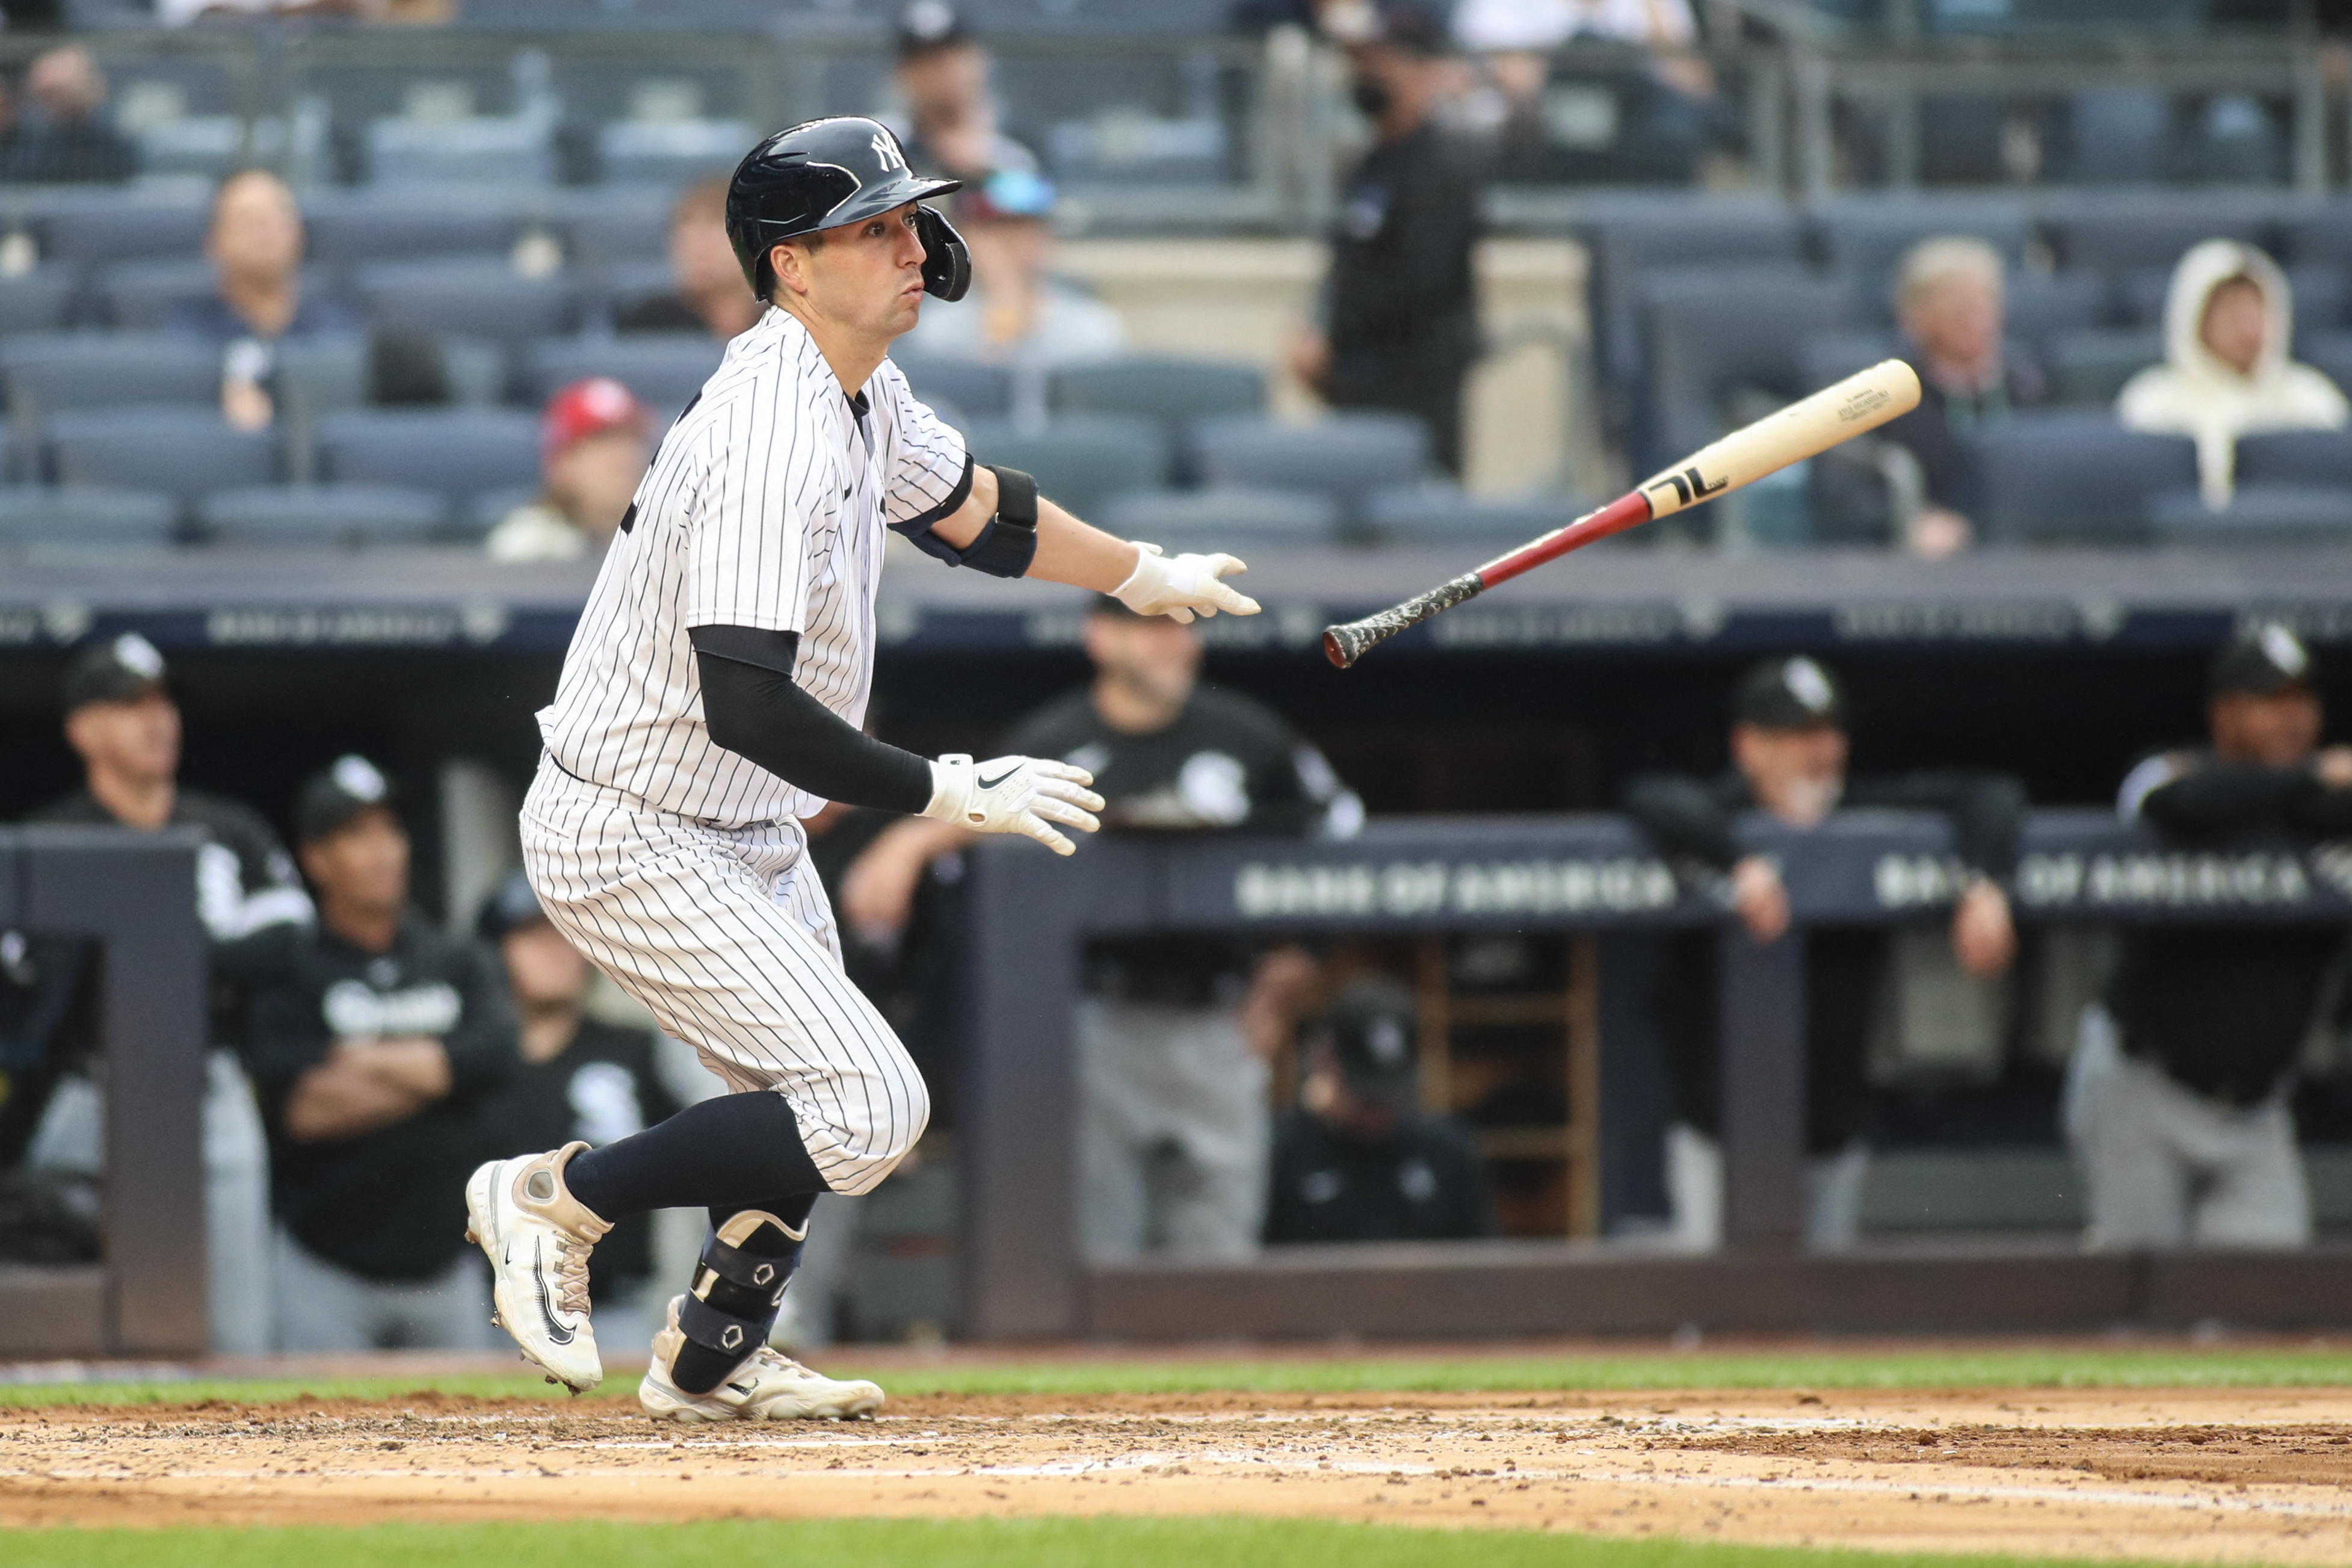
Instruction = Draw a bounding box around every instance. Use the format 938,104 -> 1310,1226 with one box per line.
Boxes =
465,117 -> 1256,1419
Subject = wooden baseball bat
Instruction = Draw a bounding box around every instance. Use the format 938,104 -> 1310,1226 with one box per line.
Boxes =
1320,359 -> 1925,668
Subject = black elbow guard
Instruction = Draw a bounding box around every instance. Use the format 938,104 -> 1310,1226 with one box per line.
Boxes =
899,463 -> 1039,579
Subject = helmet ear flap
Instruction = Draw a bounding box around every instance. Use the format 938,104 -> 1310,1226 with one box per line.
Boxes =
915,206 -> 971,303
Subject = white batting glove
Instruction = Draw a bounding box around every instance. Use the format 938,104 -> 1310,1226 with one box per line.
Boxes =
1112,542 -> 1261,624
922,753 -> 1105,856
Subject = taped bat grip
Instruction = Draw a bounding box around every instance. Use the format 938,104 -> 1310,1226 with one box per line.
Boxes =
1322,572 -> 1486,668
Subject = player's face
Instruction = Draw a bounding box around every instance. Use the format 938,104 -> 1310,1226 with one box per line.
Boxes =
2212,688 -> 2321,767
501,920 -> 591,1011
301,807 -> 410,922
1732,721 -> 1849,829
780,203 -> 931,341
65,689 -> 181,790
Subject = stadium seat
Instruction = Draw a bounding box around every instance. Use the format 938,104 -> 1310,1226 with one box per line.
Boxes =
1361,483 -> 1593,550
1975,412 -> 2197,544
366,117 -> 556,187
0,484 -> 177,547
301,198 -> 520,269
1644,270 -> 1851,465
2004,273 -> 2112,343
2042,329 -> 2162,406
463,485 -> 537,541
35,200 -> 210,266
597,119 -> 754,186
894,353 -> 1015,422
1797,333 -> 1898,394
561,193 -> 674,273
1812,196 -> 2031,315
0,267 -> 75,337
599,258 -> 685,327
96,261 -> 346,331
2149,484 -> 2352,546
46,407 -> 276,511
314,408 -> 542,512
1190,412 -> 1433,523
523,334 -> 722,416
958,414 -> 1170,521
356,259 -> 579,347
1048,356 -> 1265,457
2043,201 -> 2271,275
1099,486 -> 1339,550
2280,205 -> 2352,269
2062,89 -> 2174,185
2298,334 -> 2352,397
2,334 -> 225,419
1582,199 -> 1809,403
2236,429 -> 2352,490
198,483 -> 449,546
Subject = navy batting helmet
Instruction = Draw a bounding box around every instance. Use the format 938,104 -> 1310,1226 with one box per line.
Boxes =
724,117 -> 970,305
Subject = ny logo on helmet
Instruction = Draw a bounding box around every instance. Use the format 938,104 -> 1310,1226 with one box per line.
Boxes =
872,133 -> 906,174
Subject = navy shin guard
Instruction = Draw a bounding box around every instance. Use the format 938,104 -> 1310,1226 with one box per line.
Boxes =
669,1206 -> 808,1395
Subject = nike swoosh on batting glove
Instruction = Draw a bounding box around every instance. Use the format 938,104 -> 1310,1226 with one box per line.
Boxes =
1112,542 -> 1261,624
921,753 -> 1105,856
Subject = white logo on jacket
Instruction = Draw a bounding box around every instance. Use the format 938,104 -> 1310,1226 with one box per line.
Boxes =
323,978 -> 462,1038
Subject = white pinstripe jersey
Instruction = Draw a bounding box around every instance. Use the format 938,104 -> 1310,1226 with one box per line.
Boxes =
538,308 -> 971,826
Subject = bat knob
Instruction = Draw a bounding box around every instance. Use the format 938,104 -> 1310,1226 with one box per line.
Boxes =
1321,627 -> 1354,668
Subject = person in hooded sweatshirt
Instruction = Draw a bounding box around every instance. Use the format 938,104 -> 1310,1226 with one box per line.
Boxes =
2117,238 -> 2349,507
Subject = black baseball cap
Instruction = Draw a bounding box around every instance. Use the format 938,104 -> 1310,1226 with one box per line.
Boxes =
896,0 -> 972,55
1735,655 -> 1845,730
1318,976 -> 1422,1105
294,754 -> 397,845
477,868 -> 550,944
62,631 -> 167,713
2212,623 -> 2316,698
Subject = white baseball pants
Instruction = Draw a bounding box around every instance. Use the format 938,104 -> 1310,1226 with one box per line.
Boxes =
520,758 -> 928,1197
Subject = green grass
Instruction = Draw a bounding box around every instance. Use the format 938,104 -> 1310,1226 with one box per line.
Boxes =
11,1342 -> 2352,1409
0,1518 -> 2170,1568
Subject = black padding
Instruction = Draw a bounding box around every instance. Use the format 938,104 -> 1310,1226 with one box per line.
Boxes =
679,1290 -> 771,1358
704,1234 -> 794,1303
917,206 -> 971,302
959,463 -> 1039,578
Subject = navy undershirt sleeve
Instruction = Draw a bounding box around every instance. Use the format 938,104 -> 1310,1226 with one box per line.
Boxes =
689,625 -> 933,815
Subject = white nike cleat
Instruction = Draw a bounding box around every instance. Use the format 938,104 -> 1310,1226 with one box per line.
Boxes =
464,1141 -> 611,1393
638,1294 -> 886,1422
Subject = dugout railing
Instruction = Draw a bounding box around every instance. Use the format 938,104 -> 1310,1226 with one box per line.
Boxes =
958,810 -> 2352,1341
0,829 -> 207,1359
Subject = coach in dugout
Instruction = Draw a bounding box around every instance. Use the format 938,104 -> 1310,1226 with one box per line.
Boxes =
1288,0 -> 1484,477
1625,655 -> 2025,1250
247,756 -> 514,1350
839,596 -> 1357,1260
2067,625 -> 2352,1251
22,632 -> 310,1351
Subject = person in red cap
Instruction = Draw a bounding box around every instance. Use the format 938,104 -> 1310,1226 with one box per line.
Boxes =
484,377 -> 655,563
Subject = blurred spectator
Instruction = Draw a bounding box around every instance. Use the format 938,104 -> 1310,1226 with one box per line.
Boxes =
1809,237 -> 2046,557
2067,625 -> 2352,1251
1454,0 -> 1714,122
0,46 -> 135,185
838,597 -> 1356,1261
892,1 -> 1037,182
614,177 -> 763,342
485,378 -> 653,563
22,633 -> 308,1352
900,170 -> 1124,369
247,756 -> 513,1350
471,871 -> 679,1348
155,0 -> 452,22
2117,239 -> 2349,507
1625,656 -> 2023,1252
1289,2 -> 1484,475
164,169 -> 362,433
1263,977 -> 1496,1244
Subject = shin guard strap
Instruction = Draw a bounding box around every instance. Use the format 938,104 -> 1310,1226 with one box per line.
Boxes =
703,1235 -> 797,1303
678,1292 -> 773,1359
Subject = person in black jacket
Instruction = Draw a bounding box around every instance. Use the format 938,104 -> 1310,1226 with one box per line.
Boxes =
1264,977 -> 1496,1245
1625,655 -> 2023,1250
1287,1 -> 1484,475
2066,624 -> 2352,1250
248,757 -> 514,1350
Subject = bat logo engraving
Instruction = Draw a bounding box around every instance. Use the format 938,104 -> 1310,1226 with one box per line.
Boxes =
1654,467 -> 1726,506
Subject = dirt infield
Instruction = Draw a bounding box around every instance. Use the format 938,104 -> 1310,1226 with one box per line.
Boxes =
9,1385 -> 2352,1560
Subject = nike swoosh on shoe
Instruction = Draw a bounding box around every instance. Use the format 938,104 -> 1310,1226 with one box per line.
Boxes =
532,1239 -> 576,1347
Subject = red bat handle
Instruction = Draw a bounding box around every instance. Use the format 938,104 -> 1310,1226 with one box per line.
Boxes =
1473,490 -> 1655,588
1320,490 -> 1655,668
